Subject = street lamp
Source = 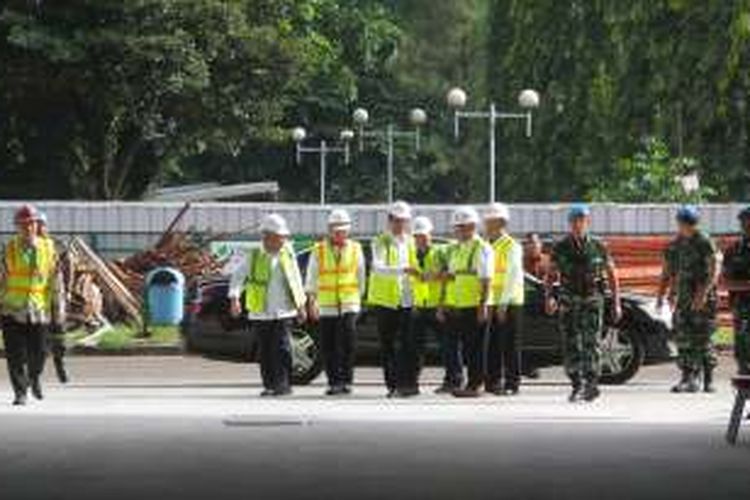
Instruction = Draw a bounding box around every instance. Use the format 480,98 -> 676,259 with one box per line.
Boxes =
293,126 -> 352,205
352,106 -> 427,203
447,86 -> 540,202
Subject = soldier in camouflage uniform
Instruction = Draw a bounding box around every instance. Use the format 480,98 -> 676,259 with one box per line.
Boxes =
721,206 -> 750,375
657,206 -> 720,393
545,204 -> 621,403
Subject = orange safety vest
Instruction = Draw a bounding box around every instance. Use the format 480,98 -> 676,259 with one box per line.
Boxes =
2,235 -> 56,313
315,239 -> 362,310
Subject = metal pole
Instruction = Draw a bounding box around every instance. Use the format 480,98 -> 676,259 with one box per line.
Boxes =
489,103 -> 497,203
320,140 -> 327,205
387,125 -> 395,204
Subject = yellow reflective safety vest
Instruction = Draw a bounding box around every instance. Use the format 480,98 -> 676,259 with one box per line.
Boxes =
367,233 -> 417,308
413,244 -> 445,309
244,245 -> 305,314
444,237 -> 485,309
2,235 -> 56,313
315,239 -> 362,310
491,234 -> 524,306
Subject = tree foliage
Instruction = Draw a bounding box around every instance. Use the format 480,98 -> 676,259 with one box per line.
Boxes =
1,1 -> 749,202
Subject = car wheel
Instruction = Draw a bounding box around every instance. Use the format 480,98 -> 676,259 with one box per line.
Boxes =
290,326 -> 323,386
598,318 -> 645,385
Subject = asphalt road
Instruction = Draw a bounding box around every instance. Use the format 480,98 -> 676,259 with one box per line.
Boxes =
0,356 -> 747,500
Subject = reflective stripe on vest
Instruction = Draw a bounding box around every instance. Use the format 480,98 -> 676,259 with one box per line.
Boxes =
445,238 -> 483,308
316,240 -> 361,310
244,246 -> 305,314
2,236 -> 55,313
491,235 -> 524,306
413,245 -> 444,309
367,233 -> 417,308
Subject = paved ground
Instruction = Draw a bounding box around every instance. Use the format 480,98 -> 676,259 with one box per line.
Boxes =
0,356 -> 747,499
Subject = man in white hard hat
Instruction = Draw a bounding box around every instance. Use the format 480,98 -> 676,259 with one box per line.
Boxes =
439,206 -> 494,397
411,216 -> 450,393
367,200 -> 420,397
229,213 -> 306,397
484,203 -> 524,396
306,209 -> 366,396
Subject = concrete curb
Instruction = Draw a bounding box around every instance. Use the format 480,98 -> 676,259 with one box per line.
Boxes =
0,344 -> 183,357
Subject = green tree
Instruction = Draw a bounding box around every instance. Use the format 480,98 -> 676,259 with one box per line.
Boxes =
0,0 -> 356,199
588,137 -> 714,203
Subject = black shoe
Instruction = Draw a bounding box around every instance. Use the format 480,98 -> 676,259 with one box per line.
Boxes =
503,386 -> 520,396
260,388 -> 275,397
452,386 -> 481,398
386,388 -> 398,398
484,384 -> 503,396
398,387 -> 420,398
434,384 -> 456,394
272,387 -> 292,397
12,394 -> 27,406
54,359 -> 69,384
671,372 -> 699,393
31,380 -> 43,401
568,386 -> 582,403
582,383 -> 600,402
703,368 -> 715,393
341,385 -> 352,395
326,386 -> 345,396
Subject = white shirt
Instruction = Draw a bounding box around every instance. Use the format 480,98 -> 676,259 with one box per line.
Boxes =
304,242 -> 366,317
228,248 -> 298,321
371,232 -> 413,308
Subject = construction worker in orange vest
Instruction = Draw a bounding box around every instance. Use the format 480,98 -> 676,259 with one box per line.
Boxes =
306,209 -> 366,396
1,205 -> 66,406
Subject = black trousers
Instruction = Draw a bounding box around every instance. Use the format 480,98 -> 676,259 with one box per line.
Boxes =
375,307 -> 416,391
487,305 -> 523,391
48,328 -> 67,379
253,319 -> 293,391
447,308 -> 486,389
2,316 -> 47,398
412,308 -> 444,384
320,313 -> 357,387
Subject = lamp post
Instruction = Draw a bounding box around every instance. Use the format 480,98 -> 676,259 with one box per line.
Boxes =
352,107 -> 427,204
447,87 -> 540,202
292,127 -> 353,205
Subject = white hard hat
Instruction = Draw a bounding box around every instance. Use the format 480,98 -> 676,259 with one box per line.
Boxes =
389,200 -> 412,220
328,209 -> 352,229
412,216 -> 434,235
260,213 -> 290,236
484,202 -> 510,221
452,206 -> 480,226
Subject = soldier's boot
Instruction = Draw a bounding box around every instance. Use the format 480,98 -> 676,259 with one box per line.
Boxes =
671,370 -> 699,393
582,381 -> 601,402
703,364 -> 716,393
568,377 -> 582,403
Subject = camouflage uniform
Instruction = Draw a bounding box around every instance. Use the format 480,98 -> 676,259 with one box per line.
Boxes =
722,236 -> 750,375
663,232 -> 718,377
551,234 -> 611,387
